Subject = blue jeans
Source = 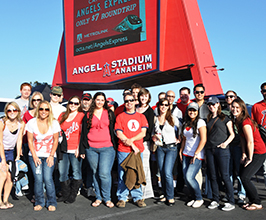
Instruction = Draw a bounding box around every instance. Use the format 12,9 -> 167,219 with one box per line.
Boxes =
229,145 -> 246,197
117,151 -> 143,202
182,155 -> 202,200
85,147 -> 115,202
29,156 -> 57,207
157,145 -> 178,200
206,148 -> 235,204
58,152 -> 83,182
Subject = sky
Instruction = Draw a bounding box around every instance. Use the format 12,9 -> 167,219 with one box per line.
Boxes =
0,0 -> 265,106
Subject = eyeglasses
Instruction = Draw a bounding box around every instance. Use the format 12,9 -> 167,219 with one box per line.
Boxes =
160,104 -> 169,107
225,95 -> 235,99
69,101 -> 80,106
262,89 -> 266,93
167,95 -> 175,98
195,91 -> 204,94
7,109 -> 18,113
52,93 -> 61,97
207,103 -> 215,107
124,99 -> 135,103
32,99 -> 42,102
39,108 -> 50,112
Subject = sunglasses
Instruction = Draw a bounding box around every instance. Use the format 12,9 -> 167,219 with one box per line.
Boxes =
7,109 -> 18,113
225,95 -> 235,99
188,108 -> 197,112
195,91 -> 204,94
39,108 -> 50,112
52,93 -> 61,97
124,99 -> 135,103
262,89 -> 266,93
207,103 -> 215,107
69,101 -> 80,106
32,99 -> 42,102
160,103 -> 169,107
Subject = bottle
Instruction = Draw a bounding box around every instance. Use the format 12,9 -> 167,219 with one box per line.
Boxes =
36,165 -> 41,174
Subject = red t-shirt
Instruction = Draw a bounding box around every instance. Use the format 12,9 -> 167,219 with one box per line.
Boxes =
59,112 -> 84,151
251,100 -> 266,128
115,111 -> 148,153
87,110 -> 113,148
22,110 -> 34,143
176,100 -> 193,116
242,118 -> 266,155
114,104 -> 125,117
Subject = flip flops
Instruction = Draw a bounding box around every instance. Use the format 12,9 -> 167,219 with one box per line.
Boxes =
48,205 -> 56,211
34,205 -> 43,211
0,202 -> 8,210
4,202 -> 14,209
245,204 -> 263,211
105,201 -> 114,208
91,200 -> 102,207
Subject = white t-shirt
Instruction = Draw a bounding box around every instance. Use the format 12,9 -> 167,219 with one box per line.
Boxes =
182,119 -> 206,160
26,118 -> 61,157
15,98 -> 29,119
50,103 -> 66,119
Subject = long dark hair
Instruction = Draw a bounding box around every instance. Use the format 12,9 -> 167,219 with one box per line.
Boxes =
87,92 -> 112,129
59,96 -> 82,125
231,98 -> 257,134
181,109 -> 200,138
207,103 -> 225,122
157,98 -> 174,127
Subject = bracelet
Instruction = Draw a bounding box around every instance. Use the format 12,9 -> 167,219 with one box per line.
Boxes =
49,155 -> 54,157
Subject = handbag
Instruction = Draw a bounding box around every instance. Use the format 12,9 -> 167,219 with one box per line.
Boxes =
258,124 -> 266,143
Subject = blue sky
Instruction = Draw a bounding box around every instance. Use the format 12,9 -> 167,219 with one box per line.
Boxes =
0,0 -> 265,106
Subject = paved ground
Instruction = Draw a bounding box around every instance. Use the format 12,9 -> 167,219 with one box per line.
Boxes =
2,173 -> 266,220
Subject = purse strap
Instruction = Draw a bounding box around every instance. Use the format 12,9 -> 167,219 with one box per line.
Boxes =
208,117 -> 219,135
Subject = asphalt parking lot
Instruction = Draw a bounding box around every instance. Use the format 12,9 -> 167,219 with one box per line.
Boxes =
2,172 -> 266,220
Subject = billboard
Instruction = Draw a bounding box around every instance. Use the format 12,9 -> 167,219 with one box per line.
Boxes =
64,0 -> 157,84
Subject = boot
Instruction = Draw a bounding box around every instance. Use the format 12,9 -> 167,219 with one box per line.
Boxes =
57,179 -> 71,202
65,179 -> 82,204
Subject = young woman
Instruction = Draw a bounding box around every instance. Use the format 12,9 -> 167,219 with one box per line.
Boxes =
136,88 -> 154,199
0,102 -> 25,209
205,96 -> 235,211
152,98 -> 181,206
26,101 -> 61,211
180,102 -> 207,208
58,96 -> 84,203
80,92 -> 116,208
22,92 -> 44,201
223,91 -> 246,204
231,98 -> 266,210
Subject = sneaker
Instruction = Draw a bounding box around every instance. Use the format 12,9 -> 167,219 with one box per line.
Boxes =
116,200 -> 126,208
135,199 -> 147,208
221,203 -> 235,211
87,187 -> 96,197
237,196 -> 246,204
186,200 -> 195,207
208,201 -> 219,209
192,200 -> 204,208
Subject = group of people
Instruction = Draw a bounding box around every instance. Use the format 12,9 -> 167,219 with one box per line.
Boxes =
0,81 -> 265,213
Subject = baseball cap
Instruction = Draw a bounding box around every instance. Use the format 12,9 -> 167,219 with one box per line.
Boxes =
51,86 -> 63,95
207,96 -> 220,105
187,102 -> 199,111
82,93 -> 92,100
106,97 -> 115,107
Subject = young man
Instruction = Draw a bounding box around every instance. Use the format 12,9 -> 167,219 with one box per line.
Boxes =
50,86 -> 66,119
81,93 -> 92,113
15,82 -> 32,118
176,87 -> 192,116
115,93 -> 148,208
251,82 -> 266,187
193,84 -> 209,120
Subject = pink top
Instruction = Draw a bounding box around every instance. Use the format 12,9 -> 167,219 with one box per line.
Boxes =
87,109 -> 112,148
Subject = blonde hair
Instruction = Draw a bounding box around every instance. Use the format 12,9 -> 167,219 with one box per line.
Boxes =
3,102 -> 22,124
35,100 -> 54,127
30,92 -> 44,108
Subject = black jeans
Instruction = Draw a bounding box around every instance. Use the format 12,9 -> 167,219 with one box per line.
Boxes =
206,147 -> 235,204
240,153 -> 266,205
